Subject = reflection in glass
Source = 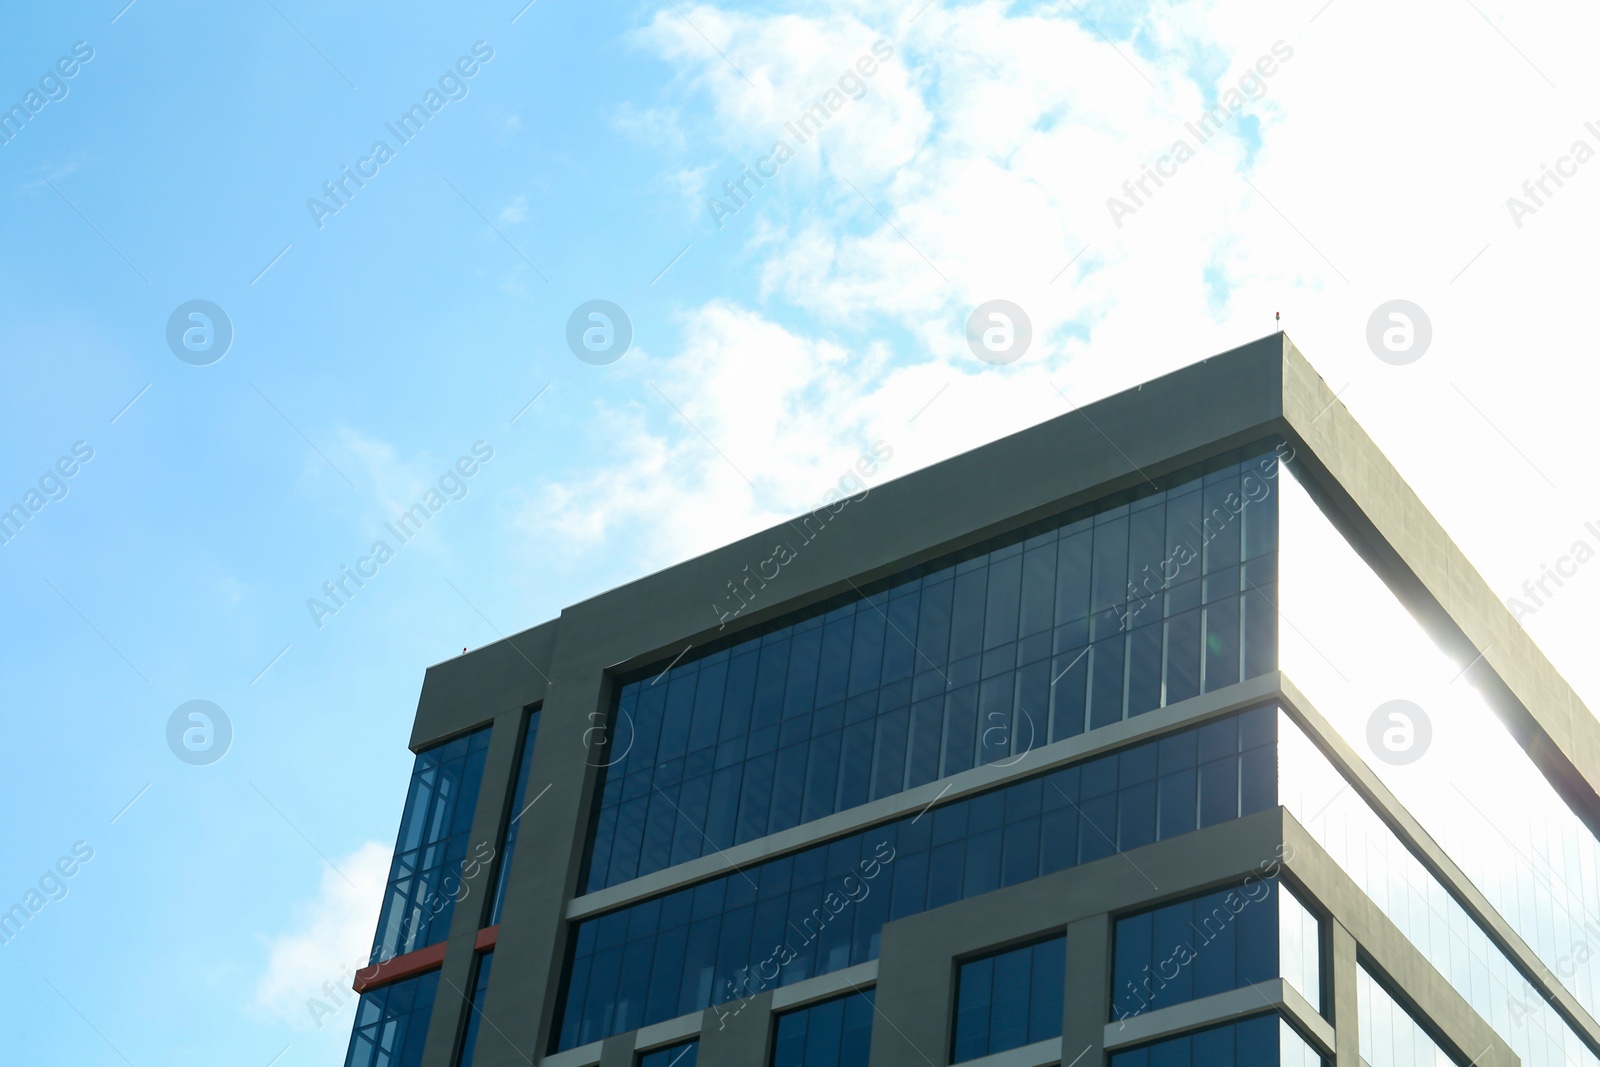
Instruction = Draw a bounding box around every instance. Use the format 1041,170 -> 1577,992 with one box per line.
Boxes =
1280,461 -> 1600,1063
636,1039 -> 697,1067
491,710 -> 541,924
1280,710 -> 1597,1067
1111,879 -> 1318,1022
953,934 -> 1066,1061
342,970 -> 440,1067
455,951 -> 493,1067
371,727 -> 492,964
772,990 -> 874,1067
584,448 -> 1283,892
1356,964 -> 1456,1067
1108,1013 -> 1323,1067
557,709 -> 1274,1050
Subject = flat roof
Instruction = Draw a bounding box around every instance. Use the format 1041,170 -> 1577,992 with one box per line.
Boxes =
409,332 -> 1600,839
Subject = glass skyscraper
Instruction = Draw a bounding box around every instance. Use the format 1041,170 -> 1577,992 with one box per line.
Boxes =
341,335 -> 1597,1067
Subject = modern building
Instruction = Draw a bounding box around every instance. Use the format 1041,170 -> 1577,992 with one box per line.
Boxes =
341,333 -> 1600,1067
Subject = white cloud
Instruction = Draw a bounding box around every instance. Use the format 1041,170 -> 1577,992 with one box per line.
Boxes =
527,0 -> 1600,703
516,306 -> 895,564
612,101 -> 690,154
498,194 -> 529,225
252,842 -> 389,1033
212,575 -> 251,604
522,300 -> 1094,570
335,428 -> 491,552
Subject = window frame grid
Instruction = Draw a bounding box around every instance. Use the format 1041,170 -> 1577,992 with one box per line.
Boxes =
950,932 -> 1067,1063
370,725 -> 493,965
583,445 -> 1286,894
556,706 -> 1277,1051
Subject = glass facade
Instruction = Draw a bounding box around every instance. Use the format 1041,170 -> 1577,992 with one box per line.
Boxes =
1277,463 -> 1600,1065
556,707 -> 1276,1050
583,447 -> 1283,892
371,727 -> 492,964
1280,462 -> 1600,1023
1279,709 -> 1598,1067
1112,878 -> 1319,1022
1109,1014 -> 1323,1067
562,692 -> 1600,1062
952,934 -> 1066,1061
1278,881 -> 1320,1013
1355,964 -> 1457,1067
637,1039 -> 698,1067
454,951 -> 493,1067
491,709 -> 542,925
343,970 -> 440,1067
771,990 -> 875,1067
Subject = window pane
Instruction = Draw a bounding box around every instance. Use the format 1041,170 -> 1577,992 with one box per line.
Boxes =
773,990 -> 874,1067
637,1040 -> 697,1067
1029,936 -> 1067,1043
1357,965 -> 1455,1067
1088,635 -> 1126,730
342,970 -> 440,1067
454,952 -> 494,1067
370,728 -> 492,963
1109,1013 -> 1325,1067
1202,597 -> 1240,692
953,957 -> 993,1061
1127,623 -> 1163,718
1112,880 -> 1317,1022
953,936 -> 1066,1061
1278,883 -> 1320,1013
490,711 -> 541,924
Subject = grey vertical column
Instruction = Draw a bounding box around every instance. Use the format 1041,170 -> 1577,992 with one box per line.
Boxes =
1063,913 -> 1111,1067
699,991 -> 775,1067
421,705 -> 530,1067
1329,920 -> 1359,1067
474,657 -> 611,1067
599,1033 -> 637,1067
869,918 -> 954,1064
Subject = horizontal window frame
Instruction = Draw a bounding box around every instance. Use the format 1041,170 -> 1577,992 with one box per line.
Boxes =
570,675 -> 1281,921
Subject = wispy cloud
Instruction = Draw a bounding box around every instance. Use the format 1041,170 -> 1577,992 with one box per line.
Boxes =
252,841 -> 389,1032
498,194 -> 528,225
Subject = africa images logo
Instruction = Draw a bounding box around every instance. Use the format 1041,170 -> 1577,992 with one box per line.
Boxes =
305,42 -> 495,229
1105,40 -> 1293,228
306,441 -> 495,629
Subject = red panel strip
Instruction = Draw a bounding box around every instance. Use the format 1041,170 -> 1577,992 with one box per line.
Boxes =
353,941 -> 446,993
352,926 -> 500,993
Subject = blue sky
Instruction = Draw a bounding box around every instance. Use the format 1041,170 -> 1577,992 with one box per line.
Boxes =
3,1 -> 1598,1064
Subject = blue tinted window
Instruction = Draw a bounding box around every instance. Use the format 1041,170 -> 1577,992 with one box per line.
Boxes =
637,1039 -> 698,1067
583,448 -> 1285,892
343,969 -> 440,1067
371,727 -> 492,963
491,710 -> 542,924
772,990 -> 874,1067
953,935 -> 1066,1061
1112,874 -> 1318,1023
455,952 -> 493,1067
1108,1014 -> 1323,1067
557,707 -> 1277,1050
